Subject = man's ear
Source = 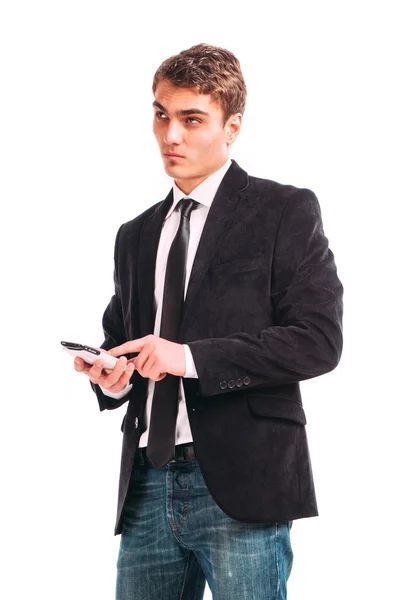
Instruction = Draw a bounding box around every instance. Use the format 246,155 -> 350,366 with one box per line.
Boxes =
226,113 -> 243,144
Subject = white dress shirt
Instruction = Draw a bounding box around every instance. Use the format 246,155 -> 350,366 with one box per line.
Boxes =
101,158 -> 232,447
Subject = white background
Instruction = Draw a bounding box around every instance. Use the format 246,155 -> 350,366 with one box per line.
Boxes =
1,1 -> 397,598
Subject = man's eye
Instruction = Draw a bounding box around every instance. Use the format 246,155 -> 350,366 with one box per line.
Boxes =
156,111 -> 167,119
186,117 -> 200,124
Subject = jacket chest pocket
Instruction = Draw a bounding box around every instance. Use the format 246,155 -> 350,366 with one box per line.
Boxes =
207,256 -> 265,294
209,256 -> 264,274
190,256 -> 271,336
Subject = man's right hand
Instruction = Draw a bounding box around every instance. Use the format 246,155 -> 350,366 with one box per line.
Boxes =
74,351 -> 135,394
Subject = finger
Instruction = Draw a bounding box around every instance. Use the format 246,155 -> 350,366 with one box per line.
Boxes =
100,356 -> 128,388
149,361 -> 168,381
108,362 -> 136,393
74,357 -> 92,375
88,359 -> 105,385
74,357 -> 85,372
134,343 -> 155,374
151,369 -> 168,382
144,354 -> 159,379
109,339 -> 145,357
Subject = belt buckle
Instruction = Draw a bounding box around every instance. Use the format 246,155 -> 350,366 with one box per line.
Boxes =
169,444 -> 194,463
171,449 -> 182,463
169,445 -> 186,463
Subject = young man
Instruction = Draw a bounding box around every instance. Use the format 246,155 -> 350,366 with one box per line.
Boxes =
75,44 -> 343,600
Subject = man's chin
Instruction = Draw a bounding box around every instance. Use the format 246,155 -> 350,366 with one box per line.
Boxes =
163,161 -> 189,178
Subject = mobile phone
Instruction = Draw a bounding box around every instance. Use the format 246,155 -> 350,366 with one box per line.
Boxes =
61,341 -> 120,370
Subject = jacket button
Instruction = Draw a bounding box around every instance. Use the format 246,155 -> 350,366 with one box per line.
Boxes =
243,376 -> 251,385
219,380 -> 228,390
228,380 -> 236,389
134,417 -> 139,429
236,378 -> 243,387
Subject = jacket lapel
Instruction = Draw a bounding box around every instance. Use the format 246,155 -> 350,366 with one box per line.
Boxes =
181,161 -> 249,331
137,160 -> 249,339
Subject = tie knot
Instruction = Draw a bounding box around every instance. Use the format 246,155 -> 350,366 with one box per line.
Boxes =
178,198 -> 199,219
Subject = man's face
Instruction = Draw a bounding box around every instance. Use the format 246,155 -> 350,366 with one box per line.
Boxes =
152,79 -> 241,195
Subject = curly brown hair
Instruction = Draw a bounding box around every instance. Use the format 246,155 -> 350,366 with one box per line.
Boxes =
152,43 -> 247,125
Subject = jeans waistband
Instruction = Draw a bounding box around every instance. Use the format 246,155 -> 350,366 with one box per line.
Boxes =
136,443 -> 196,466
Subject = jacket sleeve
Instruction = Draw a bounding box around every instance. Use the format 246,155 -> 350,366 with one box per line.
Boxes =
90,224 -> 136,411
187,188 -> 344,397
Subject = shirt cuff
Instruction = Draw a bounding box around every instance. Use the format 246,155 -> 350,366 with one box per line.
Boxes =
183,344 -> 198,378
99,383 -> 133,399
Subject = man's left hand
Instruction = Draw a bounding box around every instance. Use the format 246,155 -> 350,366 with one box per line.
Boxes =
109,335 -> 186,381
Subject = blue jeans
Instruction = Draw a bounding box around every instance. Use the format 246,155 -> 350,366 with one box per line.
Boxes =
116,448 -> 293,600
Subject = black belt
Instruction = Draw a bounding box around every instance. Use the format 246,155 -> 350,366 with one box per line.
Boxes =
136,442 -> 196,466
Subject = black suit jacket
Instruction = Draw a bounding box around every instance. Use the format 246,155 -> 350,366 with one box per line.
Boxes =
92,160 -> 343,535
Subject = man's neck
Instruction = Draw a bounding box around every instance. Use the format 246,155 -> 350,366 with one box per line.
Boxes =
174,159 -> 230,196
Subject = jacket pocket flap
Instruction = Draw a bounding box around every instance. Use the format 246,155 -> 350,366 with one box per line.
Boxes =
247,395 -> 307,425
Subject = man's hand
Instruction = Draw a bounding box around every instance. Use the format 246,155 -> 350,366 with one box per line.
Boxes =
109,335 -> 186,381
74,348 -> 136,393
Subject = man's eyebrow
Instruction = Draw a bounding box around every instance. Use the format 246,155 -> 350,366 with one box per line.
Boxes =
152,101 -> 209,117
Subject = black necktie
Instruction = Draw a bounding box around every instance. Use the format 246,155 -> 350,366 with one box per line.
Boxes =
146,198 -> 199,469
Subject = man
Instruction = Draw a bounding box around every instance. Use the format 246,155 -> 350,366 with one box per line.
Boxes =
75,43 -> 343,600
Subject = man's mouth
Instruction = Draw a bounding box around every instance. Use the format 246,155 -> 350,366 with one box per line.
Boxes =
164,152 -> 184,158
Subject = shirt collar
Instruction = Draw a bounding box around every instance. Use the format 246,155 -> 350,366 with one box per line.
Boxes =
164,158 -> 232,220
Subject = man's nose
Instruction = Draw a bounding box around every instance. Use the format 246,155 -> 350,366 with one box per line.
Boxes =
163,121 -> 183,146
